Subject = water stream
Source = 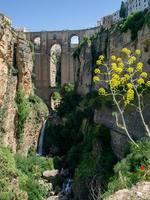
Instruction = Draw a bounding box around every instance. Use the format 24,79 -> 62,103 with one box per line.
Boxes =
37,119 -> 47,155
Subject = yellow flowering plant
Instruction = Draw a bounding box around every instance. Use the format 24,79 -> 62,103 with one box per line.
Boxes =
93,48 -> 150,145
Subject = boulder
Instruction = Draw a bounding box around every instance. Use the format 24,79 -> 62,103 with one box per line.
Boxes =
43,169 -> 59,180
47,196 -> 59,200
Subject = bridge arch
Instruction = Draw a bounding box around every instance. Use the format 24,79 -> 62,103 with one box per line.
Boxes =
25,27 -> 100,105
33,36 -> 41,52
50,43 -> 62,87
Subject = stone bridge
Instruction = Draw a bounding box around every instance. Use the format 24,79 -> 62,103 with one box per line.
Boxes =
25,27 -> 100,105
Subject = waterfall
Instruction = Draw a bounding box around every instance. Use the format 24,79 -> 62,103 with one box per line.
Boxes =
37,119 -> 47,155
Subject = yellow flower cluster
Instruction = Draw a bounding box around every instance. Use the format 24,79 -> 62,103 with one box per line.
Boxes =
93,49 -> 149,105
99,55 -> 105,60
120,77 -> 126,84
121,48 -> 131,55
135,49 -> 141,55
127,83 -> 134,89
111,63 -> 123,74
137,78 -> 145,85
127,67 -> 134,73
137,62 -> 144,71
111,74 -> 120,87
98,87 -> 106,95
118,62 -> 124,68
124,74 -> 130,80
140,72 -> 148,78
93,76 -> 100,82
125,89 -> 134,105
117,57 -> 122,63
146,81 -> 150,87
120,74 -> 130,84
128,56 -> 136,64
111,55 -> 116,61
96,60 -> 102,65
94,68 -> 101,74
96,55 -> 105,65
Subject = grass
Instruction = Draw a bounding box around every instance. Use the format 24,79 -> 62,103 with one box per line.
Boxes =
0,145 -> 54,200
102,139 -> 150,199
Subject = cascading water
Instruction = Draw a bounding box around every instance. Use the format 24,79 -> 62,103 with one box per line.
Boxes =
37,119 -> 47,155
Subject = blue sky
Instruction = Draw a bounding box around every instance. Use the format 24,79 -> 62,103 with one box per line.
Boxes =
0,0 -> 122,31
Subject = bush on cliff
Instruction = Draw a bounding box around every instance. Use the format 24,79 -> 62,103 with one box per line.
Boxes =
15,88 -> 30,141
0,146 -> 27,200
0,146 -> 54,200
102,139 -> 150,198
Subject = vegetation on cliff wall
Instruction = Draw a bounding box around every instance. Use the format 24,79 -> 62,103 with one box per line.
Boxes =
102,139 -> 150,199
43,86 -> 117,199
15,87 -> 48,146
15,87 -> 30,141
0,145 -> 53,200
112,9 -> 150,40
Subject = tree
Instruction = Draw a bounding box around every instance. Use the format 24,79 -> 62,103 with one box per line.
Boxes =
93,48 -> 150,145
120,1 -> 126,18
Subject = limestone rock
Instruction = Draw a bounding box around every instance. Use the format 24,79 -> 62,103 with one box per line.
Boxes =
47,196 -> 59,200
0,14 -> 48,154
43,169 -> 59,180
106,182 -> 150,200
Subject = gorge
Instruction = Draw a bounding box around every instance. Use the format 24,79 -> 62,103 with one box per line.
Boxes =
0,9 -> 150,200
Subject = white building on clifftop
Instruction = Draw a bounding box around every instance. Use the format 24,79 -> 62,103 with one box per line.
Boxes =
127,0 -> 150,15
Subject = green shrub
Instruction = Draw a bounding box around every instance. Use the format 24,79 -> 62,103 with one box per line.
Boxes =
63,83 -> 75,93
15,153 -> 54,200
102,139 -> 150,198
15,88 -> 30,141
52,91 -> 61,101
122,11 -> 145,40
67,144 -> 83,172
19,176 -> 47,200
15,153 -> 54,178
29,94 -> 48,119
112,10 -> 148,41
0,146 -> 27,200
145,10 -> 150,28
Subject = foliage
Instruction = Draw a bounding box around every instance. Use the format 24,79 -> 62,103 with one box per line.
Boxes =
28,41 -> 34,53
122,11 -> 146,40
73,35 -> 92,58
16,153 -> 54,200
19,176 -> 47,200
93,48 -> 150,144
113,10 -> 148,41
102,139 -> 150,198
74,125 -> 117,199
29,94 -> 48,119
0,146 -> 27,200
57,89 -> 81,117
145,10 -> 150,28
15,153 -> 54,178
63,83 -> 75,93
119,1 -> 127,18
15,87 -> 30,141
52,91 -> 61,101
0,146 -> 54,200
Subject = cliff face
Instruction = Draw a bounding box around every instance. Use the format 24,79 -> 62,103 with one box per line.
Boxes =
75,24 -> 150,158
0,15 -> 48,154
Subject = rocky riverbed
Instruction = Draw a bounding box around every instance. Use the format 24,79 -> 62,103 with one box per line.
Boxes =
42,168 -> 73,200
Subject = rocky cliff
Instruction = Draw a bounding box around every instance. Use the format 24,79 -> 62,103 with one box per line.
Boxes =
0,14 -> 48,155
74,19 -> 150,158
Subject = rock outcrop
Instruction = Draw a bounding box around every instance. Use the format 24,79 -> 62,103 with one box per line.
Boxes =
75,24 -> 150,159
106,181 -> 150,200
0,14 -> 48,154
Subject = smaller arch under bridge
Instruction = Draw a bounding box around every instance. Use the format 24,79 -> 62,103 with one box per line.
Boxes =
25,27 -> 100,105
